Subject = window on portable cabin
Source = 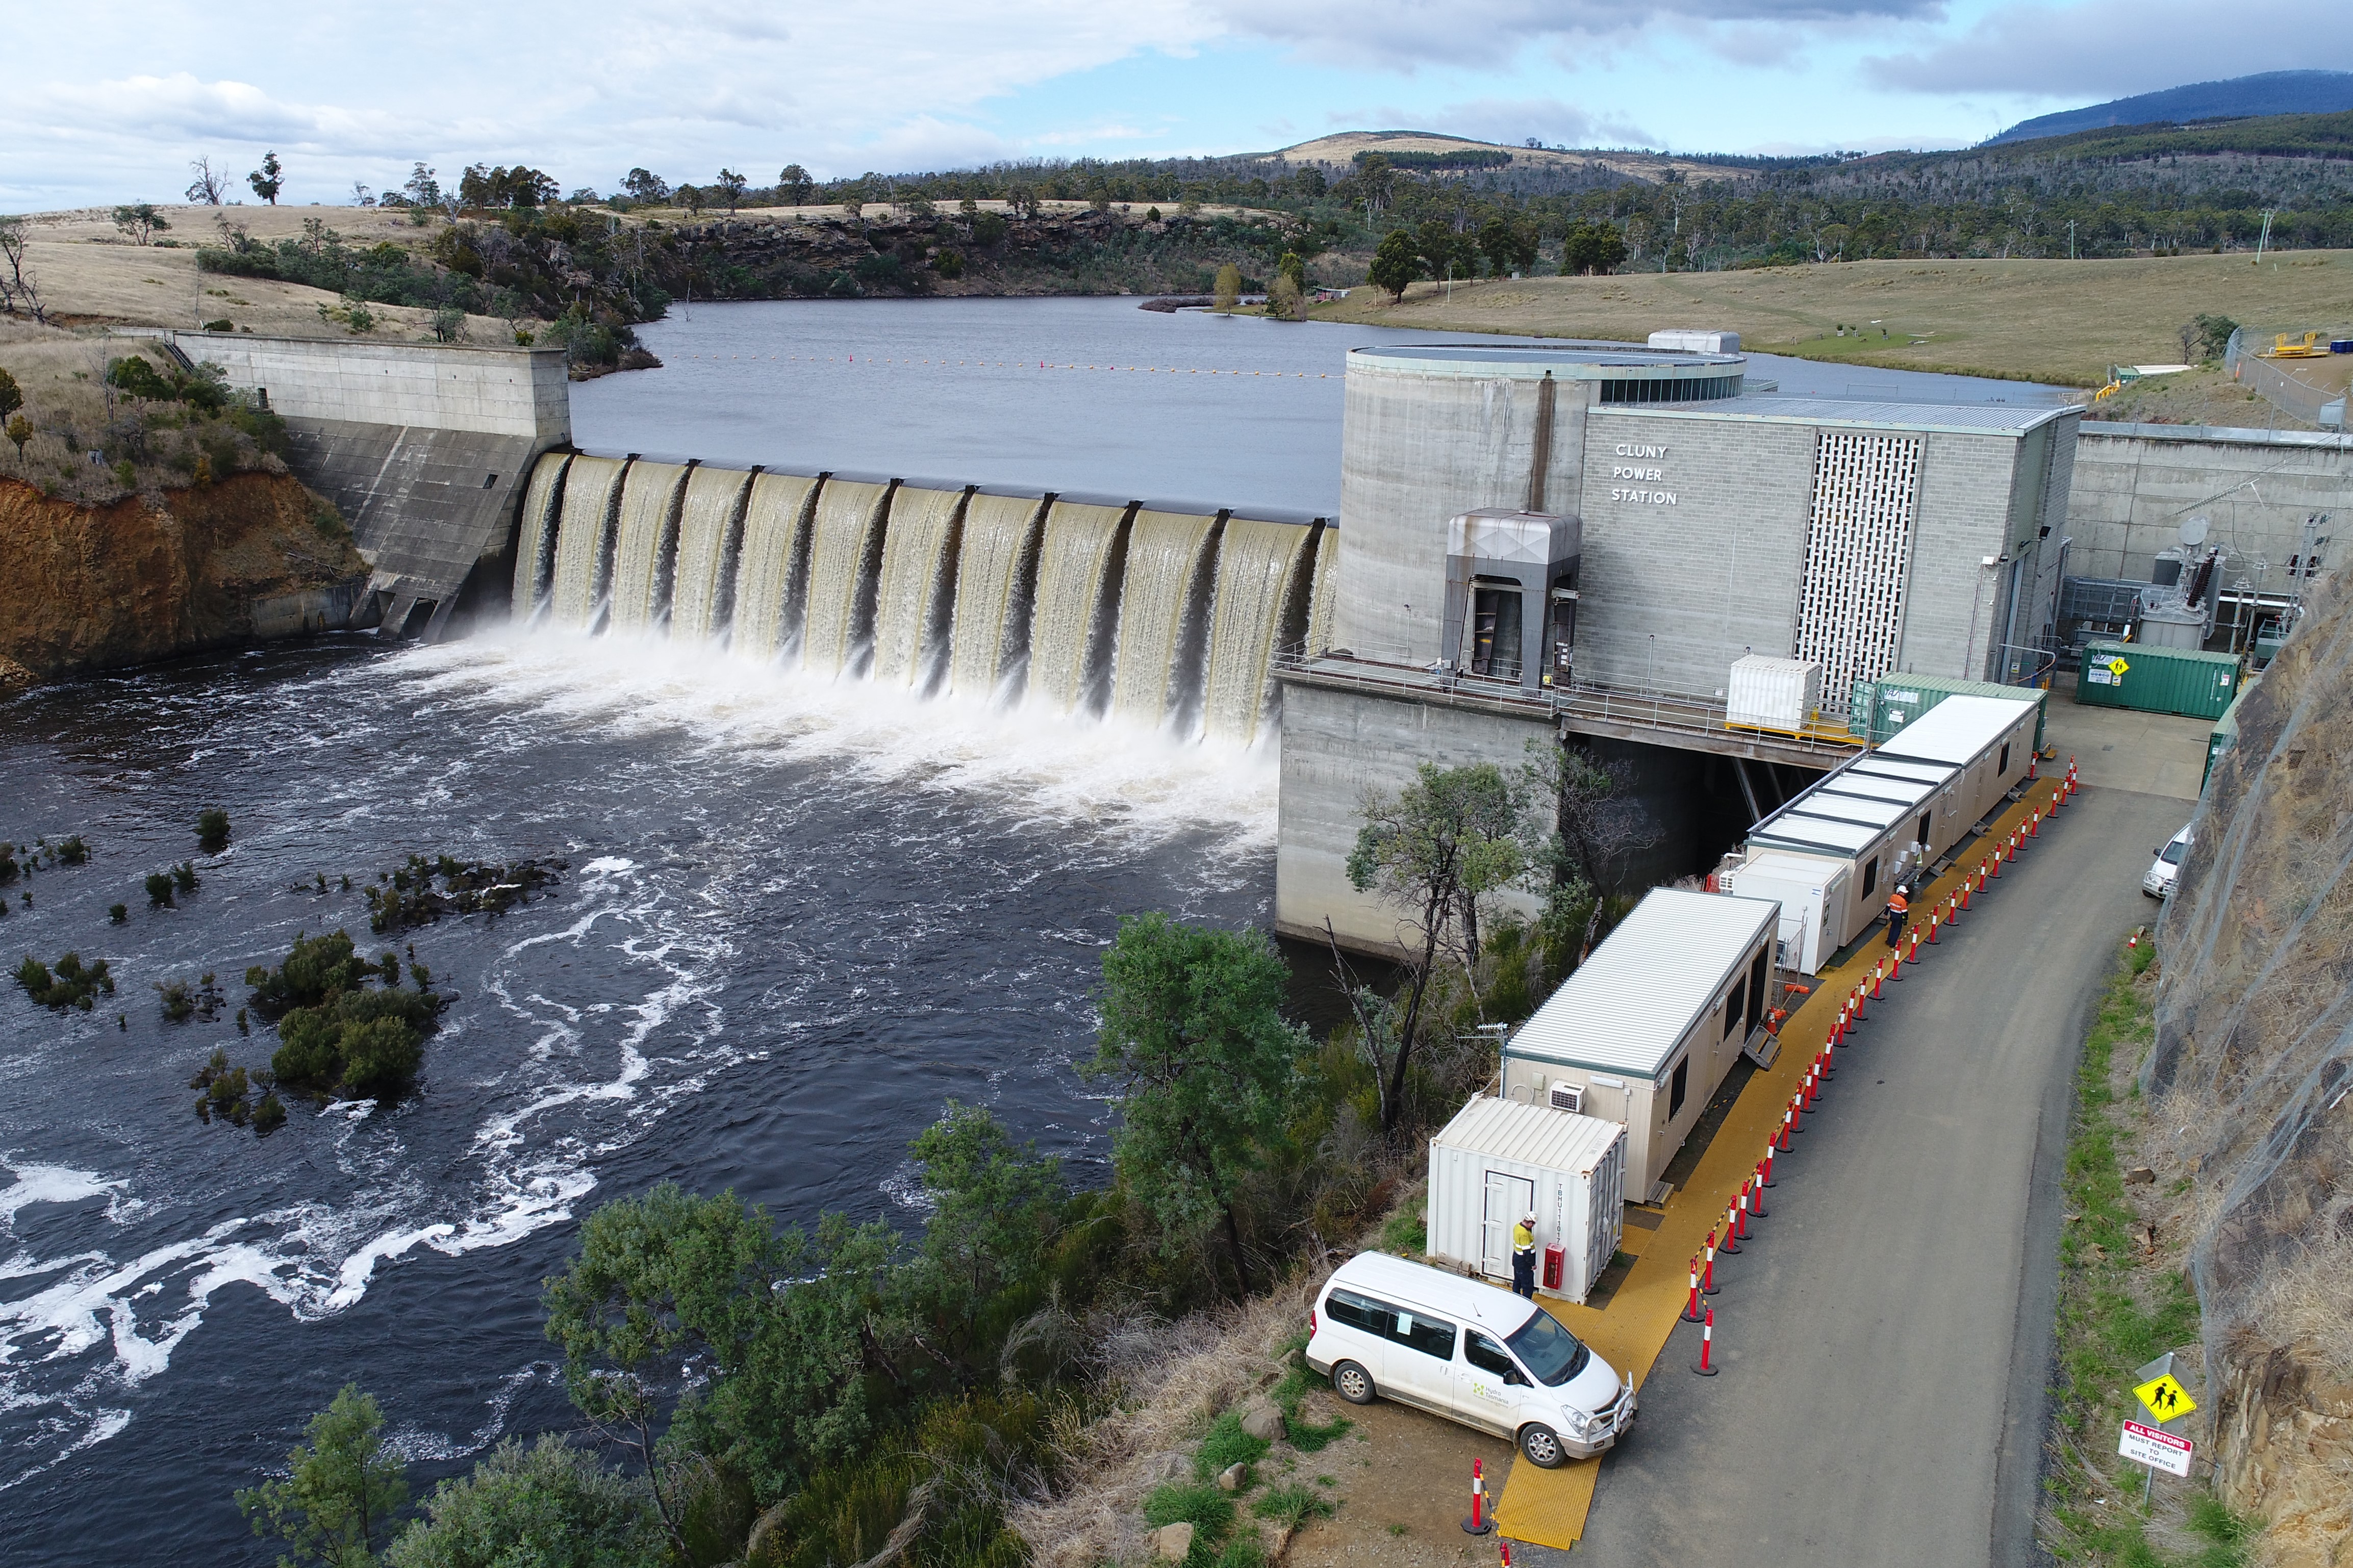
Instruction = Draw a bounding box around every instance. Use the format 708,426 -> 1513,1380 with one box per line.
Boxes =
1747,947 -> 1768,1024
1668,1055 -> 1689,1118
1723,976 -> 1745,1039
1861,857 -> 1878,897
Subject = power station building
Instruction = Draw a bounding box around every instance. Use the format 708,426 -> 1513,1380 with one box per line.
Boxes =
1281,342 -> 2082,956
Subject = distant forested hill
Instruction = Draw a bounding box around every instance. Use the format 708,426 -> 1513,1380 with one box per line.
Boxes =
1989,71 -> 2353,145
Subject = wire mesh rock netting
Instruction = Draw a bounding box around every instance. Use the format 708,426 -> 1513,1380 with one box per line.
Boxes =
2148,567 -> 2353,1535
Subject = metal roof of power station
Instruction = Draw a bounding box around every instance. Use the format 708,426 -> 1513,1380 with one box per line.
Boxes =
1876,693 -> 2041,766
1431,1095 -> 1625,1177
1507,888 -> 1779,1079
1603,396 -> 2074,436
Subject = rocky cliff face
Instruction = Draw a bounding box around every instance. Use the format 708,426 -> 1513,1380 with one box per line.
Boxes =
2149,570 -> 2353,1561
0,473 -> 368,682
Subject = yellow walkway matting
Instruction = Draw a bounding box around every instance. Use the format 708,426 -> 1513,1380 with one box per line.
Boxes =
1492,775 -> 2072,1550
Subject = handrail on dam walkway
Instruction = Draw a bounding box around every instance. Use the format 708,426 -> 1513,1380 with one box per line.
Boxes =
1273,653 -> 1867,770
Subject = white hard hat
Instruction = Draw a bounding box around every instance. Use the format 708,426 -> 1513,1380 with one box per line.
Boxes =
1524,1211 -> 1536,1224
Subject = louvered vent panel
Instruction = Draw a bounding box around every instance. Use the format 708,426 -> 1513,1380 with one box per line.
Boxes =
1794,432 -> 1922,708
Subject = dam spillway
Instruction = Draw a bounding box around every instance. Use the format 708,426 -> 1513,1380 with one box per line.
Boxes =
514,453 -> 1332,744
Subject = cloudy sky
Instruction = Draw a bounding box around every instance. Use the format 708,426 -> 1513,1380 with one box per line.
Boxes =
8,1 -> 2347,208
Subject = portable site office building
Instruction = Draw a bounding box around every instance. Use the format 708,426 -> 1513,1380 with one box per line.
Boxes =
1500,889 -> 1780,1200
1425,1096 -> 1627,1304
1723,694 -> 2039,973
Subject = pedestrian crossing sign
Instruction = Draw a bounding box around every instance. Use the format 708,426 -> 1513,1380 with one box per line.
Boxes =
2107,657 -> 2131,678
2134,1373 -> 2196,1422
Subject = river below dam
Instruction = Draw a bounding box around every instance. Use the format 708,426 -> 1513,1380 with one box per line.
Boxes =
2,299 -> 2067,1564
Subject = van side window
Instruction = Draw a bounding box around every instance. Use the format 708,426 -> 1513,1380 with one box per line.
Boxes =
1464,1331 -> 1519,1379
1325,1289 -> 1394,1336
1861,858 -> 1878,897
1668,1056 -> 1689,1118
1385,1308 -> 1457,1360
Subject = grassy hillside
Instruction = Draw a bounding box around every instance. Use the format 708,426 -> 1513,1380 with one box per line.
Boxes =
1312,251 -> 2353,387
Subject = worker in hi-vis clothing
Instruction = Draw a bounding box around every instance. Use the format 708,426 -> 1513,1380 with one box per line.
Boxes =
1511,1212 -> 1538,1299
1885,885 -> 1910,948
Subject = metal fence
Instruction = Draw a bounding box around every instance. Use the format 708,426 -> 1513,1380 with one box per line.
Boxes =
2224,327 -> 2350,428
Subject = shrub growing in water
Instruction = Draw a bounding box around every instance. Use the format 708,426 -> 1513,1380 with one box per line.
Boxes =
109,903 -> 128,924
16,953 -> 116,1011
248,930 -> 443,1098
171,860 -> 199,894
145,872 -> 174,907
197,809 -> 231,852
57,835 -> 89,865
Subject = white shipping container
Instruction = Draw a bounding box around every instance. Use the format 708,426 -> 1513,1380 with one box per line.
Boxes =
1426,1096 -> 1627,1304
1726,655 -> 1824,733
1721,849 -> 1851,973
1646,329 -> 1742,353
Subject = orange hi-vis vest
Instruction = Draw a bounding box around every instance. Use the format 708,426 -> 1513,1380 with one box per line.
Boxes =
1887,890 -> 1909,915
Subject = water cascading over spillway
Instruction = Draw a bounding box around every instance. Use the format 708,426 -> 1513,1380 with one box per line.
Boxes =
729,472 -> 821,658
869,487 -> 967,689
1025,501 -> 1130,713
800,480 -> 893,677
1202,519 -> 1317,743
512,453 -> 571,617
547,456 -> 628,626
514,452 -> 1331,746
946,493 -> 1049,701
666,467 -> 756,642
1110,508 -> 1220,728
606,462 -> 691,634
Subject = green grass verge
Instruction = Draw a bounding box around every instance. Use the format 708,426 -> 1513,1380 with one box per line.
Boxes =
2042,941 -> 2256,1568
1269,1333 -> 1355,1452
1194,1410 -> 1270,1482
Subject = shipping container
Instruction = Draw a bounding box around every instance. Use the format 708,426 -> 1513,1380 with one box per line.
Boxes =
2205,673 -> 2259,789
1725,655 -> 1824,734
2076,640 -> 2242,720
1501,889 -> 1779,1199
1425,1096 -> 1627,1303
1848,674 -> 2050,751
1875,694 -> 2042,829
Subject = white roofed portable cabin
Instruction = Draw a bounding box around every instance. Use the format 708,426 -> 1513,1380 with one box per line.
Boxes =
1425,1096 -> 1627,1303
1500,888 -> 1780,1200
1871,693 -> 2041,829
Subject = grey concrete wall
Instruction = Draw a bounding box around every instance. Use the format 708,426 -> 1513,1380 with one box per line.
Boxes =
1901,425 -> 2055,683
1334,366 -> 1593,664
1573,409 -> 1813,692
282,419 -> 546,638
2066,423 -> 2350,583
1276,675 -> 1555,957
164,331 -> 571,441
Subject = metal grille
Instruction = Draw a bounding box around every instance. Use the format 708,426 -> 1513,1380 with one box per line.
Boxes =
1794,431 -> 1923,708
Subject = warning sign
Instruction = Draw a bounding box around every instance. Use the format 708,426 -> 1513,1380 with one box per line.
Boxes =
2107,657 -> 2131,677
2119,1420 -> 2193,1477
2134,1373 -> 2197,1422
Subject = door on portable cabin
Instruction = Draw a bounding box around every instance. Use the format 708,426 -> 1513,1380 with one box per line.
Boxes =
1481,1171 -> 1536,1279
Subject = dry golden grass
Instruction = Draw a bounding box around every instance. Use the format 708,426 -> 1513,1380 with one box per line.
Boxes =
1272,131 -> 1742,186
2085,366 -> 2324,431
1314,252 -> 2353,387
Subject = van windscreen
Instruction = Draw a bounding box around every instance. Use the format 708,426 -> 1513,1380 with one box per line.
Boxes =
1506,1308 -> 1591,1386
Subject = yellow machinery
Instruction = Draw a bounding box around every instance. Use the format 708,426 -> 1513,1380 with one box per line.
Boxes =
2263,331 -> 2330,359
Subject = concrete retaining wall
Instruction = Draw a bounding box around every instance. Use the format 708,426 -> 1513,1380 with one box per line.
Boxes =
162,331 -> 571,441
2067,423 -> 2350,582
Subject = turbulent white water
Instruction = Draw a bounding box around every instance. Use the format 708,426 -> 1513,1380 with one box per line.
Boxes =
1026,501 -> 1128,713
1110,509 -> 1218,730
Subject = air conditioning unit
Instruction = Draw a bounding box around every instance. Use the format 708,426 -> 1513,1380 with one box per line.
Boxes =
1549,1083 -> 1583,1114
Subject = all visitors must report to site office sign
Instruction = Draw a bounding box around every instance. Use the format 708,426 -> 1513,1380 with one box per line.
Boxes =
2119,1420 -> 2194,1477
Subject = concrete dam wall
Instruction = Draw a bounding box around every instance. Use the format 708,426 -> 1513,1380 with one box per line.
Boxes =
147,331 -> 573,639
516,452 -> 1333,744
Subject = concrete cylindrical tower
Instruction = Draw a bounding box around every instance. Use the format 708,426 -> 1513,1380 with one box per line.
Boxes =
1333,344 -> 1744,668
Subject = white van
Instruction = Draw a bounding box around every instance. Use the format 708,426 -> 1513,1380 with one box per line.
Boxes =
1306,1252 -> 1635,1467
2143,824 -> 2192,898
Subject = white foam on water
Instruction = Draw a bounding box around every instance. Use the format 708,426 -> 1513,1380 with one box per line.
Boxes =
383,627 -> 1280,846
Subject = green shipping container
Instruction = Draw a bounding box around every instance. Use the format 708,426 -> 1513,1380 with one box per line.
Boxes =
1849,674 -> 2050,750
2204,674 -> 2259,788
2076,640 -> 2242,720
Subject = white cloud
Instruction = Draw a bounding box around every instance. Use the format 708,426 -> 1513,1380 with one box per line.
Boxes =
1868,0 -> 2353,96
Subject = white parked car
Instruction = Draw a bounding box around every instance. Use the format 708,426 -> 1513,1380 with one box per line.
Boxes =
2143,825 -> 2192,898
1306,1252 -> 1634,1467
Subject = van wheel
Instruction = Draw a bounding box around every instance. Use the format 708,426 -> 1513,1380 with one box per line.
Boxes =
1331,1361 -> 1377,1405
1520,1424 -> 1566,1468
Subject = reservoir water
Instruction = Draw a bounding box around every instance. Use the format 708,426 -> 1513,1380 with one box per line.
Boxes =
1,299 -> 2068,1564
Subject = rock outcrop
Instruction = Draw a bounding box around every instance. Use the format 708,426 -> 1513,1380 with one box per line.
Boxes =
0,473 -> 368,679
2149,568 -> 2353,1562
